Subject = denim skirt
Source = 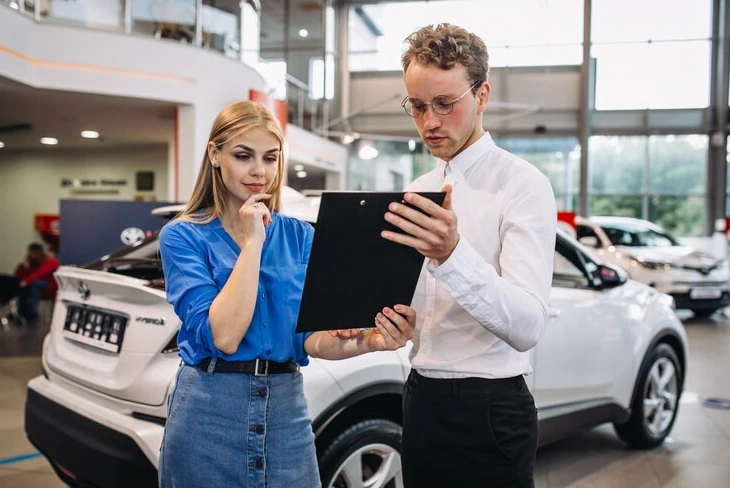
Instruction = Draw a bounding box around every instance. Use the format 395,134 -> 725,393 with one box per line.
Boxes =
159,362 -> 321,488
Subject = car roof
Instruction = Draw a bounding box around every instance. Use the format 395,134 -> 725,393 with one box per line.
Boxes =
577,215 -> 666,233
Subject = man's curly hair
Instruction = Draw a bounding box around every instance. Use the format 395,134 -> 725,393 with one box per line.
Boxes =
401,23 -> 489,93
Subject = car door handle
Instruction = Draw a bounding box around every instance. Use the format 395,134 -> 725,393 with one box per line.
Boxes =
548,308 -> 561,318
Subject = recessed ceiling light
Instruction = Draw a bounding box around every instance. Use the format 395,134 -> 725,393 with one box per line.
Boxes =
9,2 -> 19,10
81,130 -> 100,139
293,164 -> 305,171
296,171 -> 308,178
0,142 -> 5,148
408,139 -> 416,151
299,29 -> 309,38
40,137 -> 59,145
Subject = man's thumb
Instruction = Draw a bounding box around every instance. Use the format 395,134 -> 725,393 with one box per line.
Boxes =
440,184 -> 453,210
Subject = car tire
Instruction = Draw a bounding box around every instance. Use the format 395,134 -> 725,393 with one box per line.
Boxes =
319,419 -> 402,488
614,343 -> 682,449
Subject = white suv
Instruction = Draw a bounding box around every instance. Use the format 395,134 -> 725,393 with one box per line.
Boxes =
576,216 -> 730,317
26,195 -> 688,488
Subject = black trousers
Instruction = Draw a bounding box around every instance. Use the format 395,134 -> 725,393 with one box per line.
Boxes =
402,370 -> 538,488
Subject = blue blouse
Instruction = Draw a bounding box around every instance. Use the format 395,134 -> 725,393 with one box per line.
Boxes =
158,212 -> 315,366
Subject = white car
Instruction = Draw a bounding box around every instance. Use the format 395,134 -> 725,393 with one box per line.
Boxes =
575,216 -> 730,317
25,193 -> 688,488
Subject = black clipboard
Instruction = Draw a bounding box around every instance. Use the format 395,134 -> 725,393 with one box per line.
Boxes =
296,191 -> 446,332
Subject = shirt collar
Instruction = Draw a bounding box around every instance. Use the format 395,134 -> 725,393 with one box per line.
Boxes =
443,132 -> 494,176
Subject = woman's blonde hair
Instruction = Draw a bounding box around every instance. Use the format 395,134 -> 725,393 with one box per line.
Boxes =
176,100 -> 285,224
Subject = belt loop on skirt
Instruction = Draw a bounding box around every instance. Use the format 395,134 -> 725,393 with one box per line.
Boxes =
206,357 -> 217,374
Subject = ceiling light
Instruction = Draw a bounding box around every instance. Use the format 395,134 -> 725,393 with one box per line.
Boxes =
299,29 -> 309,38
358,142 -> 378,160
0,142 -> 5,148
40,137 -> 59,145
408,139 -> 416,151
81,130 -> 100,139
10,2 -> 19,9
293,164 -> 305,171
296,170 -> 308,178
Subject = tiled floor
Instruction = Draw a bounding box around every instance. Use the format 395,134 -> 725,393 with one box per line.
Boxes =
1,309 -> 730,487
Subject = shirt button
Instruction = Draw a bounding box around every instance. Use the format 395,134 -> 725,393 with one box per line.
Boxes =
261,293 -> 266,298
265,349 -> 272,356
251,424 -> 265,434
250,459 -> 264,469
263,322 -> 268,328
252,389 -> 267,397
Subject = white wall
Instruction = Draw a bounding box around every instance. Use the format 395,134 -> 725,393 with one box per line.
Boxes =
0,145 -> 168,274
0,6 -> 266,200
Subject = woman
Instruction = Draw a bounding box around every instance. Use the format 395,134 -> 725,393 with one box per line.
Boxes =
158,100 -> 415,488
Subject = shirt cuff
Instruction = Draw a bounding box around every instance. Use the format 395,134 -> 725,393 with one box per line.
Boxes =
427,237 -> 482,282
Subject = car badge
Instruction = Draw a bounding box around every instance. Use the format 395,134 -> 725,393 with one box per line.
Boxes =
78,281 -> 90,300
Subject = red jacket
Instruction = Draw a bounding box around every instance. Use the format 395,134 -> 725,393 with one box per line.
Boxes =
14,256 -> 60,298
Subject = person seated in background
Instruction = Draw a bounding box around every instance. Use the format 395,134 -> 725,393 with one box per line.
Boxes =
14,243 -> 59,321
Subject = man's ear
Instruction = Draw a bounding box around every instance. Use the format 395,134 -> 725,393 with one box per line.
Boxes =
478,82 -> 491,114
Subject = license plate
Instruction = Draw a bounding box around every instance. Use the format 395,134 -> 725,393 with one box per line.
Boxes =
689,288 -> 722,300
62,305 -> 128,353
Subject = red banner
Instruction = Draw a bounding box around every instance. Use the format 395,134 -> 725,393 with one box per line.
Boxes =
34,214 -> 59,236
557,211 -> 576,230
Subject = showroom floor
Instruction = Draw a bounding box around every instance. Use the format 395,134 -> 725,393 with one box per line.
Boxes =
1,309 -> 730,487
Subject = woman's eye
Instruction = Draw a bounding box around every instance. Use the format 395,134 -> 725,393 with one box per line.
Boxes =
235,153 -> 252,160
265,156 -> 279,164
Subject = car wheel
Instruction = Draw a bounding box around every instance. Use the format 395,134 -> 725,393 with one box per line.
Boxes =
319,419 -> 403,488
614,343 -> 682,449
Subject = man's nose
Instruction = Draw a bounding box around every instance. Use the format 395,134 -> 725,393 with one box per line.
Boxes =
422,105 -> 441,130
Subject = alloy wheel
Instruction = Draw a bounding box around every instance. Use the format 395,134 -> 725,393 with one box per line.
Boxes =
326,442 -> 403,488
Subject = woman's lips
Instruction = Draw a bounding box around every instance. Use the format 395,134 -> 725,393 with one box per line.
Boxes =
245,183 -> 265,192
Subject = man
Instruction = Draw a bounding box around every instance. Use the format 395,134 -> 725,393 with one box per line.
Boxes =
14,242 -> 59,321
381,24 -> 557,487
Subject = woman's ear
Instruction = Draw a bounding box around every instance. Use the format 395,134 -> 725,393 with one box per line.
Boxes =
207,141 -> 219,168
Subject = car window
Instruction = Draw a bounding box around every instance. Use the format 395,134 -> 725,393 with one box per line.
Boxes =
576,224 -> 599,241
553,237 -> 594,289
601,225 -> 678,247
84,236 -> 163,280
553,252 -> 591,288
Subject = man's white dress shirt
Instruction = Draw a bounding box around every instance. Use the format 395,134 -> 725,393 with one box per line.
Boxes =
407,132 -> 557,379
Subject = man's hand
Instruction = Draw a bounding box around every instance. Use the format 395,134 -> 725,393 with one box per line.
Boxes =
381,185 -> 459,265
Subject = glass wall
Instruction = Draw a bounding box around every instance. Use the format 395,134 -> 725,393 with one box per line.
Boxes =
591,0 -> 712,110
494,137 -> 580,212
349,0 -> 583,71
589,135 -> 708,235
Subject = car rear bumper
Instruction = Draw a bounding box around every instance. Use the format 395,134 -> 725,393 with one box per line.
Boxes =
25,376 -> 161,488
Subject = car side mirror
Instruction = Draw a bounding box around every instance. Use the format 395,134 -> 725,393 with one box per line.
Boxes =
578,236 -> 599,248
596,264 -> 627,290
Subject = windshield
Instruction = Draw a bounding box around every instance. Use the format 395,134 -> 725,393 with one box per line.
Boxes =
600,225 -> 680,248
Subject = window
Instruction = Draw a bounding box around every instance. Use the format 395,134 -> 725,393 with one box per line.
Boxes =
588,135 -> 707,236
553,238 -> 592,289
591,0 -> 712,110
348,0 -> 583,71
495,137 -> 580,211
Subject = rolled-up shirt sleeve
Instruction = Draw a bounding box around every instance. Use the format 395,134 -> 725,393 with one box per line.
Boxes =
428,173 -> 556,352
159,223 -> 221,358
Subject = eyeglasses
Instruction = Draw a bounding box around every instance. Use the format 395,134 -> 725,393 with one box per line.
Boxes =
401,81 -> 481,118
